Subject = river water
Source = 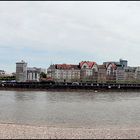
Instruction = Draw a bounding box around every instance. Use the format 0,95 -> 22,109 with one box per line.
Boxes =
0,90 -> 140,127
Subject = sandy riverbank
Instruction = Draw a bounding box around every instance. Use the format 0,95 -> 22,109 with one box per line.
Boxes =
0,123 -> 140,139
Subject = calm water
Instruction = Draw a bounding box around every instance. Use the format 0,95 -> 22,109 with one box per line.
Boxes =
0,90 -> 140,127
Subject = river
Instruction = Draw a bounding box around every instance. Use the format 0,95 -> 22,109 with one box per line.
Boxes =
0,90 -> 140,128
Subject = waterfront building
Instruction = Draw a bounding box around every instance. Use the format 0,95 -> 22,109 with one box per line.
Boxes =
119,59 -> 128,68
46,59 -> 129,83
97,65 -> 106,83
27,67 -> 46,82
47,64 -> 80,82
116,66 -> 125,83
29,67 -> 46,81
47,64 -> 56,80
135,67 -> 140,82
104,62 -> 117,83
79,61 -> 98,82
103,59 -> 128,83
27,67 -> 40,82
116,59 -> 128,83
124,67 -> 136,83
16,60 -> 27,82
16,60 -> 46,82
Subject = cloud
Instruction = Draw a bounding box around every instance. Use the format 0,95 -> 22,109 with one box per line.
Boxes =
0,1 -> 140,72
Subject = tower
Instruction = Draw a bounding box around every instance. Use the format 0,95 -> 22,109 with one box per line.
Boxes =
16,60 -> 27,82
119,59 -> 128,68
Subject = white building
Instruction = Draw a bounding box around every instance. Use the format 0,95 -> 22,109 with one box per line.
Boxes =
16,60 -> 46,82
27,67 -> 46,81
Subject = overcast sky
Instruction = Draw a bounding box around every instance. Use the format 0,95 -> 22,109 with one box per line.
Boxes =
0,1 -> 140,72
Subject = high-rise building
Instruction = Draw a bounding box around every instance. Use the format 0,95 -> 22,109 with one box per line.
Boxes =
119,59 -> 128,68
16,60 -> 27,82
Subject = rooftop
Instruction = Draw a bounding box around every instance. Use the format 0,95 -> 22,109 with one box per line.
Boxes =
79,61 -> 96,69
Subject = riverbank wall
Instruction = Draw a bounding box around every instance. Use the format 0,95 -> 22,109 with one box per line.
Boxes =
1,82 -> 140,92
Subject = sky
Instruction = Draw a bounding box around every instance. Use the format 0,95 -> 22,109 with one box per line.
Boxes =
0,1 -> 140,73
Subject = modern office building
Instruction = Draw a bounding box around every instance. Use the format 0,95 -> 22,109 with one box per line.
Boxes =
16,60 -> 27,82
119,59 -> 128,68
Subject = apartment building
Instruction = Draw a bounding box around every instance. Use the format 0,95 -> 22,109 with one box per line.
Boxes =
116,66 -> 125,83
47,64 -> 80,82
97,65 -> 106,83
135,67 -> 140,82
124,67 -> 136,83
79,61 -> 98,82
103,59 -> 128,83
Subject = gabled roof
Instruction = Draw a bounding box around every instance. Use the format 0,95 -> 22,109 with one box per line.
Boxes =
106,63 -> 117,69
79,61 -> 96,69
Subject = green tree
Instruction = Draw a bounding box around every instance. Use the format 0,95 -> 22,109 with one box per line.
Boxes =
40,72 -> 47,78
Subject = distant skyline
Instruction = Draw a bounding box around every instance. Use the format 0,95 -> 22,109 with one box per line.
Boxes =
1,1 -> 140,73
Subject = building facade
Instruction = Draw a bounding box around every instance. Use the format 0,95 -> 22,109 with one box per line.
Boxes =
135,67 -> 140,82
119,59 -> 128,67
15,58 -> 137,83
103,59 -> 128,83
104,62 -> 117,83
116,66 -> 125,83
79,61 -> 98,82
16,60 -> 46,82
16,60 -> 27,82
97,65 -> 106,83
47,64 -> 80,82
124,67 -> 136,83
27,67 -> 46,82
